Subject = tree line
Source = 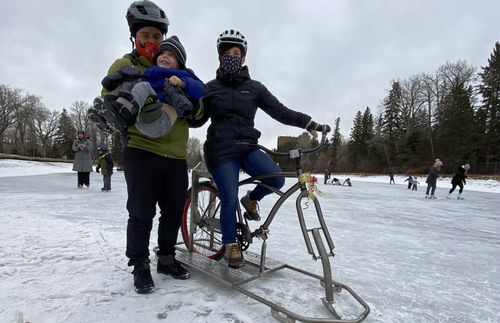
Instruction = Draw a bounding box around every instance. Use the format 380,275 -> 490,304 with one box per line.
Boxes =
274,42 -> 500,175
1,41 -> 499,173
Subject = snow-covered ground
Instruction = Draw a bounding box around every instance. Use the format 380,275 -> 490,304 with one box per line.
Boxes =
0,159 -> 499,323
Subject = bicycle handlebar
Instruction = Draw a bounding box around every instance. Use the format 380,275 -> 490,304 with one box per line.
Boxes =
237,132 -> 328,158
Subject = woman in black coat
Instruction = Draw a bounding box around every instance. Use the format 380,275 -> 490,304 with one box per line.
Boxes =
201,29 -> 331,268
447,164 -> 470,199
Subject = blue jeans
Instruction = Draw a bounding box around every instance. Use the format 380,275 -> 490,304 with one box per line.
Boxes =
426,183 -> 436,195
211,149 -> 285,244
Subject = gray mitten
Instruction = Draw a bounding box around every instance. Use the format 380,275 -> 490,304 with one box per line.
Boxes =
163,82 -> 193,119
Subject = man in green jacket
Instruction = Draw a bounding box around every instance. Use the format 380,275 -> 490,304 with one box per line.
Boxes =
99,0 -> 192,294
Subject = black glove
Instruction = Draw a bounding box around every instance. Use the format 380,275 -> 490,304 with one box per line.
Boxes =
101,66 -> 143,92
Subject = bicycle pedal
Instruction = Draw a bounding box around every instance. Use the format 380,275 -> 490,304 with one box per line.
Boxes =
244,211 -> 260,222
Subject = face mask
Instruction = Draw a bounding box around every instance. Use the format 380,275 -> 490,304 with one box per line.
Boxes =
220,55 -> 242,74
135,39 -> 159,62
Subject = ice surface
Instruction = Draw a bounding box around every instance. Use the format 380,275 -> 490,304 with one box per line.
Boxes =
0,159 -> 499,323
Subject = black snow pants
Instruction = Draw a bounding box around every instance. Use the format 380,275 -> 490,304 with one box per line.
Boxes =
123,147 -> 188,268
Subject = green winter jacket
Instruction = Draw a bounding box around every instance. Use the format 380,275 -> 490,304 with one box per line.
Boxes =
97,153 -> 113,175
101,51 -> 189,159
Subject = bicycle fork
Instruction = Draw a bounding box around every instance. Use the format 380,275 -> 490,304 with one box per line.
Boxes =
295,185 -> 341,317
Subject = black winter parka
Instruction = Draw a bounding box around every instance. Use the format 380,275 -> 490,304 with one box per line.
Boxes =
202,66 -> 311,172
451,167 -> 467,185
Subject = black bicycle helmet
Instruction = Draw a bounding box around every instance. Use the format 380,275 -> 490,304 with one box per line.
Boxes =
98,146 -> 108,153
77,129 -> 85,135
126,0 -> 169,36
217,29 -> 248,56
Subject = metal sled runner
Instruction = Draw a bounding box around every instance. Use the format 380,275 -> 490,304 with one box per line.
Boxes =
178,133 -> 370,323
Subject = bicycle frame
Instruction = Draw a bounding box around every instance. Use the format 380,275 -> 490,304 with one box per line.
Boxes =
183,133 -> 370,323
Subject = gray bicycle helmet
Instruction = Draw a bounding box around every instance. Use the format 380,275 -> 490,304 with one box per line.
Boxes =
217,29 -> 248,56
126,0 -> 169,36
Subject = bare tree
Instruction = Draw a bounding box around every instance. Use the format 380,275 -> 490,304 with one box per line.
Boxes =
12,93 -> 43,156
32,107 -> 59,157
0,84 -> 23,153
400,74 -> 425,138
186,136 -> 203,168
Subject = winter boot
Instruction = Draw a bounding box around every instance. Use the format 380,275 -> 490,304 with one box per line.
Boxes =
224,243 -> 245,269
241,191 -> 260,221
132,263 -> 155,294
135,96 -> 164,123
157,254 -> 191,280
457,193 -> 464,200
87,97 -> 115,135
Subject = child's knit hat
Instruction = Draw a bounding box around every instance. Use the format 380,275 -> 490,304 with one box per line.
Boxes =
435,159 -> 443,166
153,36 -> 187,68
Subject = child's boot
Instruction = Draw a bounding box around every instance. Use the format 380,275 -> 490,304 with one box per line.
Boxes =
87,97 -> 115,134
102,91 -> 141,132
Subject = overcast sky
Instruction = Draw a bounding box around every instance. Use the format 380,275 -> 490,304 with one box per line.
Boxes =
1,0 -> 499,149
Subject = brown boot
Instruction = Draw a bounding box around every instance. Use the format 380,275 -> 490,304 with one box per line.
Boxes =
240,191 -> 260,221
224,243 -> 245,269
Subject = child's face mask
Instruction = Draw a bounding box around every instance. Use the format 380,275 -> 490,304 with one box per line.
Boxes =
135,39 -> 159,62
220,55 -> 242,74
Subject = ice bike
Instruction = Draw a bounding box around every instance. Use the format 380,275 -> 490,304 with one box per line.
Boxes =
177,132 -> 370,323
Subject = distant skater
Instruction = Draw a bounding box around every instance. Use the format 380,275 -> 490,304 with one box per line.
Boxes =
389,173 -> 395,185
425,159 -> 443,199
447,164 -> 470,200
342,178 -> 352,186
411,177 -> 420,191
324,169 -> 330,184
404,175 -> 413,189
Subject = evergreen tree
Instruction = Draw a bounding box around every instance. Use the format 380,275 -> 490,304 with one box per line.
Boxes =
381,81 -> 403,161
54,109 -> 76,158
329,117 -> 341,170
435,82 -> 476,165
477,41 -> 500,162
348,111 -> 363,167
274,139 -> 298,172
